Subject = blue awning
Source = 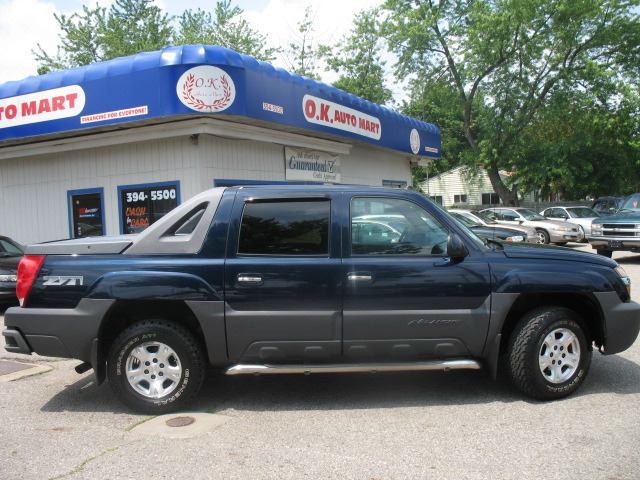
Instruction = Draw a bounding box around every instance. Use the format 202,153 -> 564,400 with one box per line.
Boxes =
0,45 -> 440,157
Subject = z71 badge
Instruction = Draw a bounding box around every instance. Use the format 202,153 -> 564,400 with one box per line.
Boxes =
43,276 -> 84,286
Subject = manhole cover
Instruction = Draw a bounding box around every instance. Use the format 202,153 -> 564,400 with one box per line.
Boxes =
0,360 -> 33,376
165,416 -> 195,428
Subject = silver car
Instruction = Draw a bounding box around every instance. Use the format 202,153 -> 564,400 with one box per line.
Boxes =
453,209 -> 538,243
480,208 -> 584,244
539,206 -> 600,239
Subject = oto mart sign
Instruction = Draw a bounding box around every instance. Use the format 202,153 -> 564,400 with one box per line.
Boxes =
0,85 -> 85,129
285,147 -> 341,184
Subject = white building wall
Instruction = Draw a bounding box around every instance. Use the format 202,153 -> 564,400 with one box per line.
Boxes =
1,136 -> 201,244
420,166 -> 535,208
0,127 -> 411,245
198,136 -> 411,188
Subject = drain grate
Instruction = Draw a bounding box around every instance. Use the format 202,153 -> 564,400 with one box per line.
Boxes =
0,360 -> 33,376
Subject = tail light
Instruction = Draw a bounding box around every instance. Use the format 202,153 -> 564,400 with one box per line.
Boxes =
16,255 -> 45,307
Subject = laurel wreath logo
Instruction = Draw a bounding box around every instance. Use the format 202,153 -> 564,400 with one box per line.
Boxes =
181,73 -> 232,111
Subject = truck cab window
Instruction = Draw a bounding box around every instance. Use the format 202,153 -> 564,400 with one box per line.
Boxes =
238,200 -> 330,255
351,197 -> 448,255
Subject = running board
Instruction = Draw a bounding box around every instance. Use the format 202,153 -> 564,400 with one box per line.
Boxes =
226,359 -> 482,376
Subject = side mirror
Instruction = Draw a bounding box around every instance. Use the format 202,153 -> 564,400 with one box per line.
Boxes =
447,234 -> 468,260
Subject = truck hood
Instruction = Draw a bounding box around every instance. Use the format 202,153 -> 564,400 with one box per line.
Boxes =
501,243 -> 617,267
592,210 -> 640,224
25,235 -> 136,255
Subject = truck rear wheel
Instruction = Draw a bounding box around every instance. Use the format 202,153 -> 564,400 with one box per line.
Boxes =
107,320 -> 206,414
507,307 -> 591,400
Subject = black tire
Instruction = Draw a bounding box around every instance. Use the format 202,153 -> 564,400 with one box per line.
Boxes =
596,249 -> 613,258
535,229 -> 550,244
507,307 -> 591,400
107,320 -> 206,414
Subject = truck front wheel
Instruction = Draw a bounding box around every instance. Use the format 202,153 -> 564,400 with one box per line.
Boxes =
507,307 -> 591,400
107,320 -> 206,414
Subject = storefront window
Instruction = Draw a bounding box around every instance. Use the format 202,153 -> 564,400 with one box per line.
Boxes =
68,188 -> 104,238
119,182 -> 179,234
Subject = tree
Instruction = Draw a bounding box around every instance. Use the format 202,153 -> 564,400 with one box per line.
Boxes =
513,87 -> 640,200
321,8 -> 393,105
281,6 -> 323,80
34,0 -> 278,73
33,4 -> 107,74
400,77 -> 472,188
383,0 -> 640,205
34,0 -> 174,73
175,1 -> 278,62
100,0 -> 173,59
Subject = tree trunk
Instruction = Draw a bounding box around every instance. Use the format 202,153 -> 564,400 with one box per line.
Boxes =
485,164 -> 519,206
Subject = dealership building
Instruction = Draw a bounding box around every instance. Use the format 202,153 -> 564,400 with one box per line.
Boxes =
0,45 -> 440,244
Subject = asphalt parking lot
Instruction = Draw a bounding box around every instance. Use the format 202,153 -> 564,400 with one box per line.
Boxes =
1,244 -> 639,480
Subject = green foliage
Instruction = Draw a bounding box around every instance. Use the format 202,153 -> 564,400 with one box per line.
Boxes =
33,3 -> 107,74
101,0 -> 173,59
34,0 -> 172,73
383,0 -> 640,203
321,8 -> 393,105
514,86 -> 640,199
34,0 -> 277,73
175,1 -> 278,61
281,6 -> 323,80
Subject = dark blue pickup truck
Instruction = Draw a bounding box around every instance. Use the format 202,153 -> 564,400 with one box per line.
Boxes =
4,186 -> 640,413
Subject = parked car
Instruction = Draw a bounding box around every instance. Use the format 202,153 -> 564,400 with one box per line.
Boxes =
449,211 -> 529,243
589,193 -> 640,257
0,236 -> 24,305
452,209 -> 538,243
539,206 -> 600,238
480,208 -> 583,245
590,196 -> 627,216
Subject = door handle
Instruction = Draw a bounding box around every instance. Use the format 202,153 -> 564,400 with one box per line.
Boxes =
347,273 -> 372,282
237,274 -> 263,285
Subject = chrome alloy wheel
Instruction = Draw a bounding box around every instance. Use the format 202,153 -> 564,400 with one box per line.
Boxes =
125,341 -> 182,398
538,328 -> 581,383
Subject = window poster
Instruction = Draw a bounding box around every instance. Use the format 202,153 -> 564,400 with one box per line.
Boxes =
121,183 -> 178,234
71,192 -> 104,238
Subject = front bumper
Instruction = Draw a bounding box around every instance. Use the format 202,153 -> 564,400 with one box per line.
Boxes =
588,235 -> 640,251
549,230 -> 584,243
595,292 -> 640,354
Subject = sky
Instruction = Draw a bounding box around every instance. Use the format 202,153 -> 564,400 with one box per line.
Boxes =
0,0 -> 387,86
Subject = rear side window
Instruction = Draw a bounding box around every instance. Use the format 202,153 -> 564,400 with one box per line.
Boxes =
238,200 -> 330,255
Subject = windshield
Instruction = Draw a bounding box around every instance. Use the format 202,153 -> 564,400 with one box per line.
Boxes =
620,194 -> 640,211
517,209 -> 545,221
473,210 -> 495,223
567,207 -> 599,218
0,238 -> 23,257
451,212 -> 481,228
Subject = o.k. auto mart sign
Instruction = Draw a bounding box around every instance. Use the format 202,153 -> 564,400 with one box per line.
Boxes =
285,147 -> 341,184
